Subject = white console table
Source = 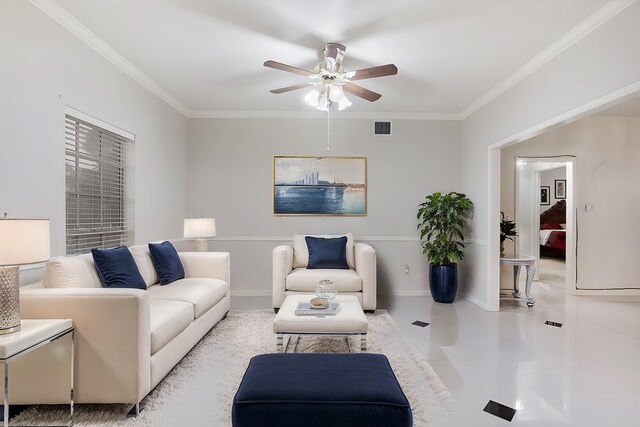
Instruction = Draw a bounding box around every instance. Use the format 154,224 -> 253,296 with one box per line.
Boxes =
0,319 -> 74,427
500,253 -> 536,307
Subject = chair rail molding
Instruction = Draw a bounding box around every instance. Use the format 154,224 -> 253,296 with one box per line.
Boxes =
205,236 -> 422,242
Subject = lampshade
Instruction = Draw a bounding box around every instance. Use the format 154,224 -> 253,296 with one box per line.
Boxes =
0,219 -> 51,266
184,218 -> 217,239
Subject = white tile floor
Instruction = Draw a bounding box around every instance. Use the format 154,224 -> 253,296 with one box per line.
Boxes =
232,274 -> 640,426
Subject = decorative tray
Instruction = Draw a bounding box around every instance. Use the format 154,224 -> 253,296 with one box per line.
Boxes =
295,302 -> 340,316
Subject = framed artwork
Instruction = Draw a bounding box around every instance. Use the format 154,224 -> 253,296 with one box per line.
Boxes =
555,179 -> 566,199
540,186 -> 550,205
273,155 -> 367,216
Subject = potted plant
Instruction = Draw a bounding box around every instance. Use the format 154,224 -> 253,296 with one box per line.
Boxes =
417,192 -> 473,303
500,212 -> 517,256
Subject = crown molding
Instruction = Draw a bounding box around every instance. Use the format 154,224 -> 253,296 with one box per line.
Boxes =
488,80 -> 640,149
197,236 -> 422,242
31,0 -> 636,122
460,0 -> 637,119
28,0 -> 461,121
29,0 -> 190,117
188,110 -> 463,120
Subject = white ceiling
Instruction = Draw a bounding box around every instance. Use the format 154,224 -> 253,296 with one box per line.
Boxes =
48,0 -> 613,116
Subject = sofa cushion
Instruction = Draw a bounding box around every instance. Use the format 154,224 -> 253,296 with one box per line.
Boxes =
147,278 -> 227,319
129,245 -> 159,288
149,299 -> 193,354
91,247 -> 146,290
44,253 -> 102,288
305,236 -> 349,269
285,268 -> 362,292
293,233 -> 354,269
148,241 -> 185,285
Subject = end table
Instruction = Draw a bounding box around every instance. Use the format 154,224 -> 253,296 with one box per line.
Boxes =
0,319 -> 74,427
500,253 -> 536,307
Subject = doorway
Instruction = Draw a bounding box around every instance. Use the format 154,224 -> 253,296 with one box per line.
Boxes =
513,157 -> 575,300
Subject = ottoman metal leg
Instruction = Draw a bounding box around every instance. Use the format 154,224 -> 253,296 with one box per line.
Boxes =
361,334 -> 367,352
276,333 -> 283,353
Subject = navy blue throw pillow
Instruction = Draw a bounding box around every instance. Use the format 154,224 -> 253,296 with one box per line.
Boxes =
91,247 -> 146,290
148,241 -> 185,285
305,236 -> 350,269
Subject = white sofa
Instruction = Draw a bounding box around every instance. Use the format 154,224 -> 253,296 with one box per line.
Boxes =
273,234 -> 377,311
15,245 -> 230,412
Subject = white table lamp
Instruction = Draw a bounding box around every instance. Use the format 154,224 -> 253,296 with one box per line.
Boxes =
0,218 -> 50,334
184,218 -> 216,252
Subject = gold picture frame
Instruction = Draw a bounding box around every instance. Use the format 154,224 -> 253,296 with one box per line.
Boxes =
273,155 -> 367,216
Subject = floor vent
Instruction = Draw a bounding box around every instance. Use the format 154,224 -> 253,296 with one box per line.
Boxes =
483,400 -> 517,422
545,320 -> 563,328
374,121 -> 392,135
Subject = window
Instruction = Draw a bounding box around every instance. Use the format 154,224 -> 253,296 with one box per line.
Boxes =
65,113 -> 134,254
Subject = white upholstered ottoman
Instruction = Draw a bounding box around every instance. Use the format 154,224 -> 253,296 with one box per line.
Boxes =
273,295 -> 368,352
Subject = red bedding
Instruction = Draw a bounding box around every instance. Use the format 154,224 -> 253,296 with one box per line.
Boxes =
545,230 -> 566,250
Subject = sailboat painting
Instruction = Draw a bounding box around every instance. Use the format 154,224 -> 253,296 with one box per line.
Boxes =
273,156 -> 367,216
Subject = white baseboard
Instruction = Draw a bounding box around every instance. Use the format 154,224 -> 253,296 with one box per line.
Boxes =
378,290 -> 430,297
459,293 -> 489,310
573,289 -> 640,296
230,290 -> 272,297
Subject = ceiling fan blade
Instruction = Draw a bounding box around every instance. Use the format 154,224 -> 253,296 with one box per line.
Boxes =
349,64 -> 398,81
324,43 -> 346,72
270,84 -> 313,94
342,83 -> 382,102
263,60 -> 314,77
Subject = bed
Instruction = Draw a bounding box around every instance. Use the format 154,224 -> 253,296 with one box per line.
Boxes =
540,200 -> 566,259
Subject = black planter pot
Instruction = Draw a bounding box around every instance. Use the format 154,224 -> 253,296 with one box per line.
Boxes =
429,264 -> 458,303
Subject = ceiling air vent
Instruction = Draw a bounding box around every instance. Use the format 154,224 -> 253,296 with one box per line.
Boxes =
374,121 -> 392,135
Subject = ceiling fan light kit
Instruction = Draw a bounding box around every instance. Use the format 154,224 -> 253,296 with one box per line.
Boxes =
264,43 -> 397,112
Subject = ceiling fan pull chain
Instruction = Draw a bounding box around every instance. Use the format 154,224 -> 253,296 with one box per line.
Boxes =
326,109 -> 331,153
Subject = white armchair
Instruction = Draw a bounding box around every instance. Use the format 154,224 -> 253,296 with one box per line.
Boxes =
273,234 -> 377,312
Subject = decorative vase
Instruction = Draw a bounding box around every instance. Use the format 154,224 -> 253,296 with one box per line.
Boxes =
428,264 -> 458,303
500,240 -> 505,257
315,280 -> 337,301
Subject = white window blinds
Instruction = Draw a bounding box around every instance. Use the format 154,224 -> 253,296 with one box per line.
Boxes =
65,114 -> 134,255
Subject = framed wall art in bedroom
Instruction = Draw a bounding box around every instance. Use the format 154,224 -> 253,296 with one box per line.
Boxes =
540,186 -> 551,205
555,179 -> 566,199
273,155 -> 367,216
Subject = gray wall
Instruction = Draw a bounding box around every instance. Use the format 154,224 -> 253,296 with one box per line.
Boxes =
187,118 -> 462,297
0,2 -> 189,282
501,117 -> 640,290
460,2 -> 640,308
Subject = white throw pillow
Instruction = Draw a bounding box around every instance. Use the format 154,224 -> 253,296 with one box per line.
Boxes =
293,233 -> 355,269
44,253 -> 102,288
130,245 -> 159,287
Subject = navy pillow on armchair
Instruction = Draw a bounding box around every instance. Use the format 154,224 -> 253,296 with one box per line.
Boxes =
305,236 -> 350,269
91,247 -> 146,289
149,241 -> 185,285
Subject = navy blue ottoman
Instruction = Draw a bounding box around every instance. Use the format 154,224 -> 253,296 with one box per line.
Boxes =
232,353 -> 412,427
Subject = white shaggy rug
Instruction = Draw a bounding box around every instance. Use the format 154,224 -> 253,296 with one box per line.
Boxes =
11,311 -> 453,426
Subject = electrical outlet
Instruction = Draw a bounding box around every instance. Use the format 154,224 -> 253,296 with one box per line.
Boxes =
404,264 -> 410,275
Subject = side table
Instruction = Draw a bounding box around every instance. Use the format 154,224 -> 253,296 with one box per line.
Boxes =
0,319 -> 74,427
500,253 -> 536,307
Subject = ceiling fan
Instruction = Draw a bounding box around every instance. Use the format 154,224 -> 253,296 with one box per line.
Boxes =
263,43 -> 398,111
